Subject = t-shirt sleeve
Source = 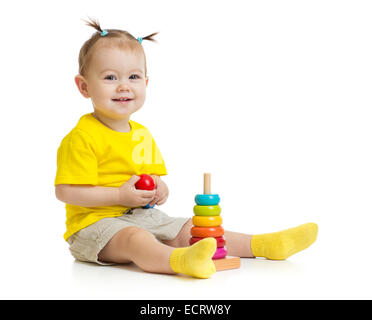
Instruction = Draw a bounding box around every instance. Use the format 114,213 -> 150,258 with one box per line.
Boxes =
55,129 -> 98,185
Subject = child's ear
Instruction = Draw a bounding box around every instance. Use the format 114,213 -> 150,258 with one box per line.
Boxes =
74,75 -> 90,98
145,76 -> 149,87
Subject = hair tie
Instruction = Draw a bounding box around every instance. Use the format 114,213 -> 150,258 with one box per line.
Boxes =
101,30 -> 108,37
137,37 -> 143,44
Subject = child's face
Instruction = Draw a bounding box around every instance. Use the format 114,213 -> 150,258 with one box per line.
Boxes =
76,46 -> 148,121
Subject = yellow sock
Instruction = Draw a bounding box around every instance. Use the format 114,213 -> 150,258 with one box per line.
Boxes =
251,223 -> 318,260
169,238 -> 217,279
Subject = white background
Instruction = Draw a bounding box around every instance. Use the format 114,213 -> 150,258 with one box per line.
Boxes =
0,0 -> 371,299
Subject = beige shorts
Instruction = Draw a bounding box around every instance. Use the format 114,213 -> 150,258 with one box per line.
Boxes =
67,207 -> 189,265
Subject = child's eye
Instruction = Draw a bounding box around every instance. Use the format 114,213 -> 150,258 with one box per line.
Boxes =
129,74 -> 140,80
104,75 -> 117,80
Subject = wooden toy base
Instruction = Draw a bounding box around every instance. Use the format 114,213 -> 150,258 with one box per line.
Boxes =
213,256 -> 240,271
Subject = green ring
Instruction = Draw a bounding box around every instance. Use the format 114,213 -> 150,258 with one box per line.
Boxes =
193,205 -> 221,216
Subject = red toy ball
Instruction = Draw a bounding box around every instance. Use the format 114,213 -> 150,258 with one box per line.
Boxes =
135,174 -> 156,190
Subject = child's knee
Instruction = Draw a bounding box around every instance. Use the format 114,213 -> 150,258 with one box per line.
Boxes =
123,226 -> 153,245
165,219 -> 192,247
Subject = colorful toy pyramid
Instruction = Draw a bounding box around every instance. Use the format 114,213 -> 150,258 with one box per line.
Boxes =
190,173 -> 240,271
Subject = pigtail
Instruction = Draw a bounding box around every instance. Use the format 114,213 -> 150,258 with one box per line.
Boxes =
141,32 -> 159,43
83,17 -> 103,33
82,17 -> 158,44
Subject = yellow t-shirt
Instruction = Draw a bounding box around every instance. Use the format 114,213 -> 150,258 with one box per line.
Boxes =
55,113 -> 167,240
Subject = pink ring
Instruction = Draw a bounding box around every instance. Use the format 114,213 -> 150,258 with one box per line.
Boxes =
212,247 -> 227,260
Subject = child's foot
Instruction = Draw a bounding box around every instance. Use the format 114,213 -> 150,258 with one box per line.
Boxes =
169,238 -> 217,279
251,223 -> 318,260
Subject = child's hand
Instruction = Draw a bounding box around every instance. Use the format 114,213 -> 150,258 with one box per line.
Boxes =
149,177 -> 169,207
118,175 -> 156,208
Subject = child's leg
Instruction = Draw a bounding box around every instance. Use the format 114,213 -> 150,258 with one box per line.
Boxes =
224,230 -> 254,257
225,223 -> 318,259
98,226 -> 175,273
164,220 -> 318,260
250,223 -> 318,260
98,226 -> 217,278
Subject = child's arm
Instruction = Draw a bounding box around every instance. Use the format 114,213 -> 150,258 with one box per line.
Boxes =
55,176 -> 156,208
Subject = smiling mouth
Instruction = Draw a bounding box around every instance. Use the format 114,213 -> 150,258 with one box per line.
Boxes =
112,98 -> 133,105
112,98 -> 133,102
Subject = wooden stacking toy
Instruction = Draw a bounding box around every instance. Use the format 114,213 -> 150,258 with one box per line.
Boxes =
190,173 -> 240,271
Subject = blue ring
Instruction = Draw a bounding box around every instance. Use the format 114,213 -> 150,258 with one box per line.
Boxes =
195,194 -> 220,206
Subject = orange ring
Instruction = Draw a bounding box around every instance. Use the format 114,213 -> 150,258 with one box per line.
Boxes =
192,215 -> 222,227
190,226 -> 224,238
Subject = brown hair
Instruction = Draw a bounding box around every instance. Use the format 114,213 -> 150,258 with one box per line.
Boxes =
78,17 -> 158,76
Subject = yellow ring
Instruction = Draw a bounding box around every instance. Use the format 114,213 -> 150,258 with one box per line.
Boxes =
192,215 -> 222,227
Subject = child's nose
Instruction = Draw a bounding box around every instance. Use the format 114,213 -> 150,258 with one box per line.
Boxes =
117,81 -> 130,92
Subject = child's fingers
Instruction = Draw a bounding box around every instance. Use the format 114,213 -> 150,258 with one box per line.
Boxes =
149,197 -> 158,207
127,175 -> 140,186
156,195 -> 168,205
139,189 -> 156,199
138,189 -> 156,196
